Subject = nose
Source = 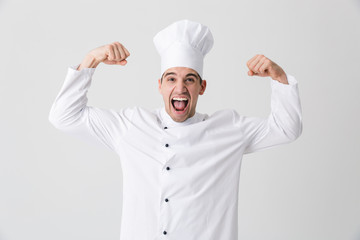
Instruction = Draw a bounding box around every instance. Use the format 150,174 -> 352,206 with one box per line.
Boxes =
174,80 -> 186,92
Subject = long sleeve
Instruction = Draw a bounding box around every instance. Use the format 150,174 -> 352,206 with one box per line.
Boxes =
48,65 -> 134,152
237,74 -> 303,154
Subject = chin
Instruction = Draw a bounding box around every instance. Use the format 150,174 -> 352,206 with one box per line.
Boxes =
172,116 -> 188,122
165,100 -> 194,122
169,112 -> 188,122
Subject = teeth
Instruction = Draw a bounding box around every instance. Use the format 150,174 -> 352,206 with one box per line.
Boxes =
172,97 -> 188,101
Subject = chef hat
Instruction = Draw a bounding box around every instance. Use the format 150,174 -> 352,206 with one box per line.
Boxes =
153,19 -> 214,79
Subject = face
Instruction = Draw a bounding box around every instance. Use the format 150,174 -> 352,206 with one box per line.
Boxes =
158,67 -> 207,122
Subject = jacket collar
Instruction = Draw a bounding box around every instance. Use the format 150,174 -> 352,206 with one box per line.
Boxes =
159,107 -> 204,128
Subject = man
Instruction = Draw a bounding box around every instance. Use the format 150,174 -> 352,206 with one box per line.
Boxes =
49,19 -> 302,240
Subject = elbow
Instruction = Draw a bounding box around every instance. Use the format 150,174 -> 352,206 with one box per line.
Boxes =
48,109 -> 63,130
271,112 -> 303,143
48,107 -> 80,130
296,121 -> 303,139
284,120 -> 303,142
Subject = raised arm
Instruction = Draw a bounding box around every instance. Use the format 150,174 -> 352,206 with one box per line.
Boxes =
247,54 -> 288,84
48,42 -> 133,151
77,42 -> 130,70
241,55 -> 302,154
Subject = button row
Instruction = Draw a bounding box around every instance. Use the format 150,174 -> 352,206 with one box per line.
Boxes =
162,197 -> 169,235
163,127 -> 169,237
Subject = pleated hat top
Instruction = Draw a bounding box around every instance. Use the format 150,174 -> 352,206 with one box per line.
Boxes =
153,19 -> 214,79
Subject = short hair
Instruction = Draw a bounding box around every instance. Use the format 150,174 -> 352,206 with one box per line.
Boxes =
160,72 -> 203,85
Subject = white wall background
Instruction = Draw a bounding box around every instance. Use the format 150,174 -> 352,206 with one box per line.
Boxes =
1,0 -> 359,239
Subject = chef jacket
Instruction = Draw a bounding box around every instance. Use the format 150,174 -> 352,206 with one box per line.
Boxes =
49,65 -> 302,240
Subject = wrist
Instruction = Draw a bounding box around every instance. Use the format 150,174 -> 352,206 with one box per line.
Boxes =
274,73 -> 288,85
77,54 -> 100,70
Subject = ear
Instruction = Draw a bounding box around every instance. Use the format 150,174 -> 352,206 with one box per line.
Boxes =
158,78 -> 161,93
199,80 -> 207,95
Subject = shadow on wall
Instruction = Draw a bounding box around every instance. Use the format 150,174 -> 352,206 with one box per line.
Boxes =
356,232 -> 360,240
354,228 -> 360,240
0,232 -> 6,240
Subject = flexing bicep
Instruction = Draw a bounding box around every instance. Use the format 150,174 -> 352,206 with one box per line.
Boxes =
242,114 -> 300,154
235,75 -> 302,154
49,65 -> 134,152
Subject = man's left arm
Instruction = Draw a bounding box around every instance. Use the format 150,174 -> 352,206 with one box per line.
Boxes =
242,55 -> 303,154
247,54 -> 289,84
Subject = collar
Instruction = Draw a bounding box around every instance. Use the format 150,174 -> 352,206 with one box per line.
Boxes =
159,107 -> 204,128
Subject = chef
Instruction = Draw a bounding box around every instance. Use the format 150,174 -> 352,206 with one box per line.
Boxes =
49,19 -> 302,240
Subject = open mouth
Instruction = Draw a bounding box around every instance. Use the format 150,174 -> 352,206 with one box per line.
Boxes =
171,97 -> 189,112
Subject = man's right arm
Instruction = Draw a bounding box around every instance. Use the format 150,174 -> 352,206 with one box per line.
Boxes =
77,42 -> 130,70
48,42 -> 132,151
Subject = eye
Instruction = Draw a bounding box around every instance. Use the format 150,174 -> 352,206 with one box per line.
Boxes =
167,77 -> 175,82
186,78 -> 195,82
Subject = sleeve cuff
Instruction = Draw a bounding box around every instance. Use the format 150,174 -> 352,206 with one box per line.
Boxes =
68,64 -> 96,76
286,74 -> 297,85
271,73 -> 298,87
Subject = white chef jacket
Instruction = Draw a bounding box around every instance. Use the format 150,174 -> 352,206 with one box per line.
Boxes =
49,65 -> 302,240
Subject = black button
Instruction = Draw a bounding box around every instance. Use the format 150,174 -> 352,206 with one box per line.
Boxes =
165,143 -> 169,147
163,230 -> 167,235
166,167 -> 170,171
164,126 -> 168,129
165,198 -> 169,202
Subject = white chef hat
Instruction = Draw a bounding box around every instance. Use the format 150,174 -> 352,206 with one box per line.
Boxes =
153,19 -> 214,79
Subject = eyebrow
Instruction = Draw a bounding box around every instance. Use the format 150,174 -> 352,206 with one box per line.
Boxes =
185,73 -> 199,79
163,72 -> 199,80
163,72 -> 176,78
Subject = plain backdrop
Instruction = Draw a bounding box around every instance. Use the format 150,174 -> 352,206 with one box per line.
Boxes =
1,0 -> 360,239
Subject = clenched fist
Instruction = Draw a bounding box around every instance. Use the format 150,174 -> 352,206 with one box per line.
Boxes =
77,42 -> 130,70
247,55 -> 288,84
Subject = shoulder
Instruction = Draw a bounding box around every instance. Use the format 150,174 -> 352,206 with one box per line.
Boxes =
109,106 -> 152,115
91,106 -> 153,124
119,106 -> 160,123
202,108 -> 239,126
207,108 -> 238,120
206,108 -> 260,128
